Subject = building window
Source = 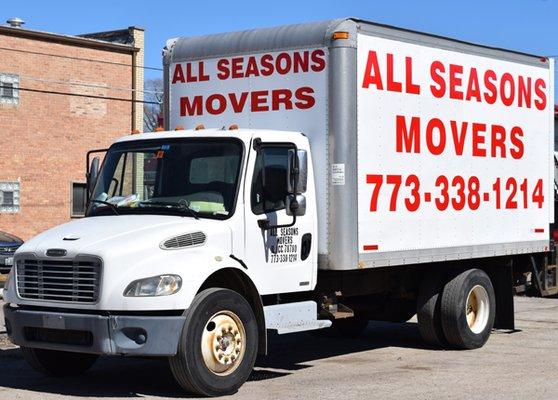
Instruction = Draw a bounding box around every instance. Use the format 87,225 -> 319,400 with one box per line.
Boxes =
0,73 -> 19,106
0,182 -> 20,213
71,182 -> 87,217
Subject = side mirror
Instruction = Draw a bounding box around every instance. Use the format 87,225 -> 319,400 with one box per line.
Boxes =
286,194 -> 306,216
87,156 -> 100,197
287,149 -> 308,194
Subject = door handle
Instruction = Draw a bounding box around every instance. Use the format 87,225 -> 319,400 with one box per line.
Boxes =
301,233 -> 312,261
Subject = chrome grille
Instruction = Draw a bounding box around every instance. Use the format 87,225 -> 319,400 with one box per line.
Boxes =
16,257 -> 101,303
161,232 -> 206,249
0,246 -> 17,255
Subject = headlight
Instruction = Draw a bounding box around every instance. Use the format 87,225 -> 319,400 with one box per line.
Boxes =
124,274 -> 182,297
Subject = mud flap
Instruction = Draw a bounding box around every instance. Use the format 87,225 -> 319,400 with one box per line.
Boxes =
487,264 -> 515,330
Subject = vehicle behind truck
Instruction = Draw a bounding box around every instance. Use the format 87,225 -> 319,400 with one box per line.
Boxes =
3,18 -> 556,396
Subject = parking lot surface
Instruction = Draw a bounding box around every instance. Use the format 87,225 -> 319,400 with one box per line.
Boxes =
0,296 -> 556,400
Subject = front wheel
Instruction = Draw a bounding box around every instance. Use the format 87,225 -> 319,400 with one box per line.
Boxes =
169,288 -> 258,397
21,347 -> 98,377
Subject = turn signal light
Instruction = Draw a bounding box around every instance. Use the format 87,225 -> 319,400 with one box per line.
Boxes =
229,124 -> 239,130
332,31 -> 349,40
195,124 -> 205,130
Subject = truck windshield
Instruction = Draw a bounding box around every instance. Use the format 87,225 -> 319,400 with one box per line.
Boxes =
87,138 -> 243,219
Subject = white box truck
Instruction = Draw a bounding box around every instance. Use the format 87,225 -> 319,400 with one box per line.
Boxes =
4,18 -> 557,396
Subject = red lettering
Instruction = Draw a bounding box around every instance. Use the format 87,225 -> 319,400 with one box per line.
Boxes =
510,126 -> 524,159
405,57 -> 420,95
231,57 -> 244,79
396,115 -> 420,153
310,49 -> 326,72
362,51 -> 383,90
172,64 -> 185,84
272,89 -> 293,110
449,64 -> 464,100
198,62 -> 209,82
180,96 -> 202,116
426,118 -> 446,155
534,78 -> 547,110
518,76 -> 532,108
294,87 -> 315,109
490,125 -> 507,158
465,67 -> 481,102
251,90 -> 269,112
260,54 -> 274,76
276,53 -> 292,75
500,73 -> 515,106
206,94 -> 227,115
450,121 -> 468,156
185,63 -> 198,83
386,53 -> 402,92
471,123 -> 487,157
483,70 -> 497,104
293,51 -> 309,73
217,59 -> 230,80
228,92 -> 249,113
245,57 -> 260,78
430,61 -> 445,98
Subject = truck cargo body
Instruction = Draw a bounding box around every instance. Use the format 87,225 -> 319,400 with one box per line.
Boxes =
165,18 -> 554,271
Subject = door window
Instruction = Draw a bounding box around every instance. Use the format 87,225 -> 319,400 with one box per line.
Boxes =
251,147 -> 291,215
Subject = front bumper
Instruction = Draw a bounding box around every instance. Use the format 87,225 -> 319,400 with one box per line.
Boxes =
4,305 -> 185,356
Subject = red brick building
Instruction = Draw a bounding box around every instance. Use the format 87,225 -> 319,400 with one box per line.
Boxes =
0,21 -> 145,239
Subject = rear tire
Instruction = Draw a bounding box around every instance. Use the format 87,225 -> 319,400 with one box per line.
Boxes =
441,269 -> 495,349
21,347 -> 98,377
169,288 -> 258,397
417,274 -> 446,347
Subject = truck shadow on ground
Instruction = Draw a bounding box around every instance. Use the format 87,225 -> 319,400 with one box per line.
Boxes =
0,320 -> 429,398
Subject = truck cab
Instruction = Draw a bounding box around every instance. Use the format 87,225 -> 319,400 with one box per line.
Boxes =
4,128 -> 322,396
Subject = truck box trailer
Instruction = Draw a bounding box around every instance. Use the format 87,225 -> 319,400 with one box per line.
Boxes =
4,18 -> 557,396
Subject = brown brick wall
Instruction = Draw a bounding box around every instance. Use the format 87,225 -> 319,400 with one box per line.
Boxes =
0,34 -> 136,240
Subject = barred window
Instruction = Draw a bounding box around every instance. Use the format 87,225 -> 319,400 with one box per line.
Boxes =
0,73 -> 19,106
0,182 -> 20,213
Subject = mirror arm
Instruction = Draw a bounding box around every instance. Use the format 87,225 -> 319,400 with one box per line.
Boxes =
258,214 -> 297,230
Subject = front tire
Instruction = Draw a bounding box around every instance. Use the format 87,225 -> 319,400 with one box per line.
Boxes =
441,269 -> 495,349
21,347 -> 98,377
169,288 -> 258,397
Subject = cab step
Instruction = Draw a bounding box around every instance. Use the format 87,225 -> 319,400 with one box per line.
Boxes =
264,301 -> 332,334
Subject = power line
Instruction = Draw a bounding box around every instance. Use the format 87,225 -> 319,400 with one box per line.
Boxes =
20,75 -> 163,95
0,84 -> 161,105
0,45 -> 163,71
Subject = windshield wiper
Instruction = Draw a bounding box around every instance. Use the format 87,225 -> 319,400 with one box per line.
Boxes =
140,200 -> 200,220
90,199 -> 119,215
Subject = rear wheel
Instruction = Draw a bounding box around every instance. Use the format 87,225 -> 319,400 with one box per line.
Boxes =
441,269 -> 495,349
417,274 -> 446,347
21,347 -> 98,377
169,288 -> 258,397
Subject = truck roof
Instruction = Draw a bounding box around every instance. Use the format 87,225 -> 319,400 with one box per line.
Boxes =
114,128 -> 304,144
164,17 -> 546,67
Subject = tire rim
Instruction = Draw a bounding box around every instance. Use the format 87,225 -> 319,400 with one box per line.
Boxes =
201,310 -> 246,376
465,285 -> 490,334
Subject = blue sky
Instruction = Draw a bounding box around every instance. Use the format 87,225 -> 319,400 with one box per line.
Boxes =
3,0 -> 558,85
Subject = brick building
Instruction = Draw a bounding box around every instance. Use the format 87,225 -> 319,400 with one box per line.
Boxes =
0,20 -> 145,239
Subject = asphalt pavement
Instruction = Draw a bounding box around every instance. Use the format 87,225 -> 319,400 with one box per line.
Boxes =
0,296 -> 556,400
